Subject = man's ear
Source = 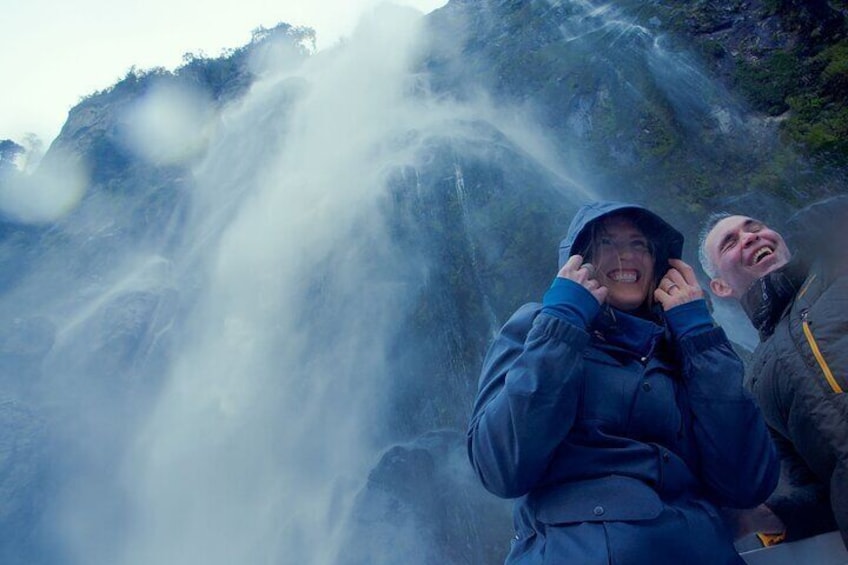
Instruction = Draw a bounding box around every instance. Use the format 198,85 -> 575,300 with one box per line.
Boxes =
709,278 -> 734,298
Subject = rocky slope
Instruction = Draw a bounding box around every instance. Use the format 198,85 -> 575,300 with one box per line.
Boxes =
0,2 -> 846,564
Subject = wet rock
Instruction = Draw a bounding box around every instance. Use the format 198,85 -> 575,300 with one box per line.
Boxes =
342,429 -> 512,564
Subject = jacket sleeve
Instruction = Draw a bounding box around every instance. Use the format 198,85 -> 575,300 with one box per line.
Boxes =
466,303 -> 590,499
766,431 -> 839,541
677,327 -> 780,507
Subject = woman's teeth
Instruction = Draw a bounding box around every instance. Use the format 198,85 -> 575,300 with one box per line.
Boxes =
609,270 -> 638,283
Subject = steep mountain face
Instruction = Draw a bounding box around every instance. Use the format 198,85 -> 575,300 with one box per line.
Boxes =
0,2 -> 845,564
427,0 -> 847,214
663,0 -> 848,164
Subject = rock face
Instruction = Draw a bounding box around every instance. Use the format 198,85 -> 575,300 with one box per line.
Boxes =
0,3 -> 845,564
0,140 -> 24,173
340,430 -> 512,564
666,0 -> 848,160
679,0 -> 844,59
425,0 -> 846,217
0,400 -> 49,564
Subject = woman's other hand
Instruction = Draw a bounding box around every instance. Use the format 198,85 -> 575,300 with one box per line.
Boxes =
557,254 -> 608,305
654,259 -> 704,311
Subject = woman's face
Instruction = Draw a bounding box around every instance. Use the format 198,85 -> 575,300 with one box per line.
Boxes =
591,216 -> 655,311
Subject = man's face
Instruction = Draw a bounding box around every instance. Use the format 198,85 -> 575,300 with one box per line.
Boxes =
704,215 -> 792,299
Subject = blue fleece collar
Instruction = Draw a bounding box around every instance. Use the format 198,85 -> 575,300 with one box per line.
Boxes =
593,307 -> 665,358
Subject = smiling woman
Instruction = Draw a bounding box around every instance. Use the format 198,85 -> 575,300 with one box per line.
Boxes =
581,214 -> 656,311
467,200 -> 780,565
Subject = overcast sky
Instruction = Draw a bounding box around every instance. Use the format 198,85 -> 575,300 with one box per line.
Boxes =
0,0 -> 447,146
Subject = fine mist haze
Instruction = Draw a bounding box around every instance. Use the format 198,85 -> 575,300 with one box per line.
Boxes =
111,8 -> 442,564
0,4 -> 587,564
1,1 -> 845,564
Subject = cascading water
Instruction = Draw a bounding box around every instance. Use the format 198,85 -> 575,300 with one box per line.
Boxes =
452,162 -> 499,337
1,1 -> 822,563
99,9 -> 471,565
0,5 -> 587,564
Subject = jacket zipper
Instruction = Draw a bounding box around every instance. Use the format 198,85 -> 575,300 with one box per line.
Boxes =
801,310 -> 843,394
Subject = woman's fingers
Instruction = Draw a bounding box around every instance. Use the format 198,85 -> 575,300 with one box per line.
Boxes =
558,254 -> 584,278
657,261 -> 704,311
668,259 -> 698,286
558,255 -> 595,284
665,268 -> 686,287
593,285 -> 609,303
658,270 -> 686,296
556,255 -> 606,305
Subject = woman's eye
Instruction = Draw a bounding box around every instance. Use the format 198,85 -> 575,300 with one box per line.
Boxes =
632,240 -> 649,251
599,237 -> 614,246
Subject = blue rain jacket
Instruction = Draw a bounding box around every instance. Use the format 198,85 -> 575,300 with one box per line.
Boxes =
467,202 -> 779,564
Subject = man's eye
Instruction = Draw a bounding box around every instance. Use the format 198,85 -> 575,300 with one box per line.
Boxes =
749,222 -> 764,233
721,239 -> 736,253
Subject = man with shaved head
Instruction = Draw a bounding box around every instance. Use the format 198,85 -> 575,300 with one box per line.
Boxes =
700,194 -> 848,550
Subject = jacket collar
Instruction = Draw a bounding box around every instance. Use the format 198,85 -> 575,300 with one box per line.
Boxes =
593,305 -> 665,358
740,257 -> 809,339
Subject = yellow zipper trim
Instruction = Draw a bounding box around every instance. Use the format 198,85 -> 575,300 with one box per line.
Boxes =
797,274 -> 817,300
802,319 -> 844,393
756,532 -> 786,547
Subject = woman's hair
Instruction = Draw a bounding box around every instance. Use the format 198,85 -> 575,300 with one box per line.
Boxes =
578,212 -> 658,265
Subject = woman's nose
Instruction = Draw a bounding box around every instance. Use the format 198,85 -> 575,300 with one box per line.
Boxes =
616,242 -> 636,258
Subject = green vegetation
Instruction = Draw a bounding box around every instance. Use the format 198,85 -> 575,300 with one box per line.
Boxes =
82,23 -> 315,104
734,52 -> 806,116
654,0 -> 845,169
731,35 -> 848,164
783,39 -> 848,162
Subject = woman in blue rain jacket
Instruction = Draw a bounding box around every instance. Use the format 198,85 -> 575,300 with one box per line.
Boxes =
467,202 -> 779,564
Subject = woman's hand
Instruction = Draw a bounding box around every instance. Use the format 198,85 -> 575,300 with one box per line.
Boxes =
557,254 -> 608,305
654,258 -> 704,311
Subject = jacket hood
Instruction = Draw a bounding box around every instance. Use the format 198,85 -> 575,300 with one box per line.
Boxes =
558,201 -> 684,284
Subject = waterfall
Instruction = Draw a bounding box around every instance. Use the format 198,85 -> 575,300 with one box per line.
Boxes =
107,8 -> 444,565
452,161 -> 499,337
0,5 -> 585,564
